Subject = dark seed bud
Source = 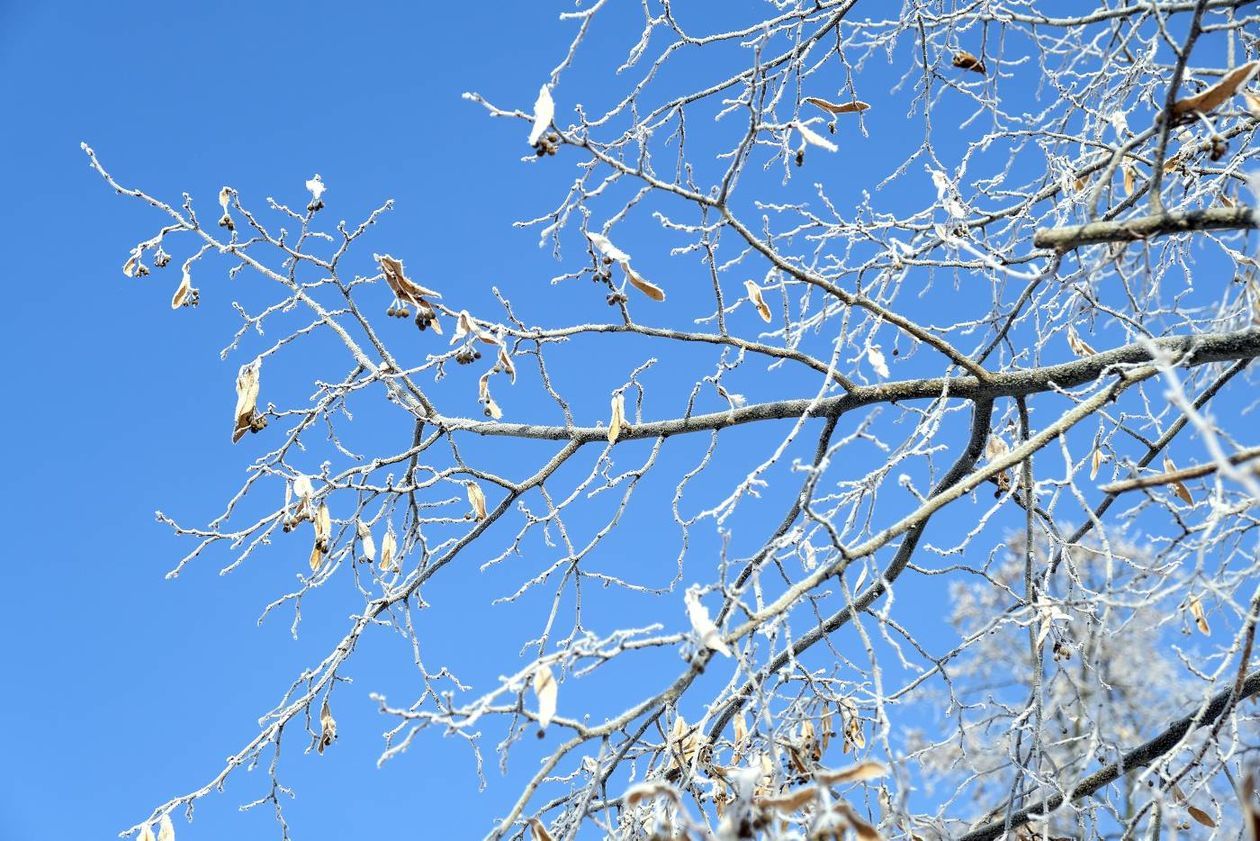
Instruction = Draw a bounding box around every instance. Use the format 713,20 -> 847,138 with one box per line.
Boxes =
794,149 -> 805,167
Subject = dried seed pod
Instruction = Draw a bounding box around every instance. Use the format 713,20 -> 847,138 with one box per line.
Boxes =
952,50 -> 986,74
744,280 -> 772,322
231,358 -> 262,443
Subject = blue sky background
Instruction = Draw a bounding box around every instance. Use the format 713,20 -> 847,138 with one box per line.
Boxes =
0,2 -> 1243,840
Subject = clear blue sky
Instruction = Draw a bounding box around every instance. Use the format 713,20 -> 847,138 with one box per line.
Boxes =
0,3 -> 598,838
0,3 -> 1237,840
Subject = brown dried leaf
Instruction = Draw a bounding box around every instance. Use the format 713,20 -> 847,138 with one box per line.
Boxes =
375,253 -> 442,304
1164,456 -> 1194,504
608,392 -> 626,444
815,761 -> 889,785
466,480 -> 488,520
804,96 -> 871,115
528,818 -> 555,841
1172,62 -> 1260,121
1188,593 -> 1211,636
952,50 -> 986,75
318,696 -> 337,754
1187,805 -> 1217,828
1066,324 -> 1097,357
758,787 -> 817,812
744,280 -> 773,322
1243,90 -> 1260,120
380,527 -> 398,572
623,262 -> 666,301
232,359 -> 262,443
171,267 -> 196,310
533,664 -> 557,730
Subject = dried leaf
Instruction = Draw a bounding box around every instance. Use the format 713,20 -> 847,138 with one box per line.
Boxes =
313,502 -> 331,552
452,310 -> 476,344
1164,456 -> 1194,504
815,761 -> 889,785
623,263 -> 666,301
479,372 -> 503,419
794,121 -> 838,152
1172,62 -> 1260,122
1187,805 -> 1217,828
1066,324 -> 1097,357
758,787 -> 817,812
1090,447 -> 1105,481
587,231 -> 632,263
1122,159 -> 1136,197
308,542 -> 323,572
685,585 -> 732,657
318,696 -> 337,753
952,50 -> 987,74
529,84 -> 555,147
625,782 -> 678,806
1188,593 -> 1211,635
375,253 -> 442,304
1243,90 -> 1260,120
170,266 -> 196,310
157,813 -> 175,841
357,520 -> 377,562
533,663 -> 557,730
804,97 -> 871,115
867,345 -> 890,379
305,173 -> 326,202
380,526 -> 398,572
744,280 -> 773,322
466,480 -> 488,520
528,817 -> 555,841
497,345 -> 516,384
608,392 -> 626,444
232,358 -> 262,443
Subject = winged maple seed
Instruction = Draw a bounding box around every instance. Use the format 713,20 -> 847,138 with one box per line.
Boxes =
231,358 -> 264,443
1171,61 -> 1260,125
952,50 -> 986,74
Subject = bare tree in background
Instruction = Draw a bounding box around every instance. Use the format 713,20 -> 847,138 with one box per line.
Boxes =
89,2 -> 1260,840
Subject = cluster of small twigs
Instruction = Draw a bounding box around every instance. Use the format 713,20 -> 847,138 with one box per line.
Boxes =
92,2 -> 1260,840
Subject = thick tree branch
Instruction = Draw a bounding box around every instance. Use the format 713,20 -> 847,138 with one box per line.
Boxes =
1033,206 -> 1259,251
